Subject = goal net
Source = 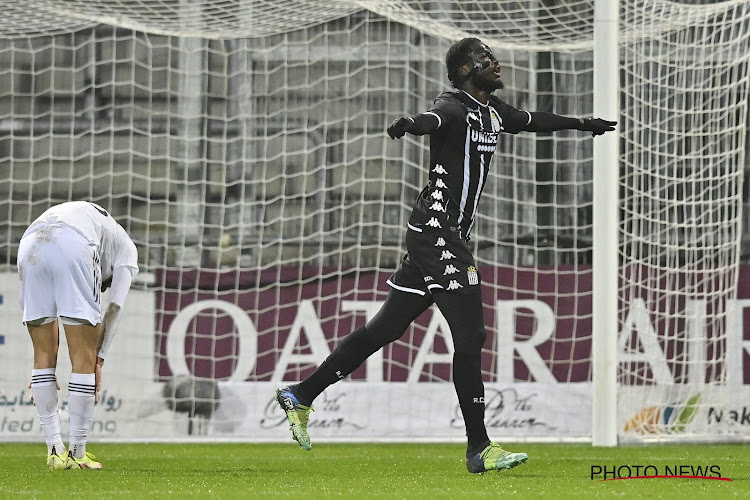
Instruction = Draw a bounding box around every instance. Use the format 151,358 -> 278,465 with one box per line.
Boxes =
618,0 -> 750,441
0,0 -> 748,444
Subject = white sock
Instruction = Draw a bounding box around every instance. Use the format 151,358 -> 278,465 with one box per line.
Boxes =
30,368 -> 65,456
68,372 -> 95,459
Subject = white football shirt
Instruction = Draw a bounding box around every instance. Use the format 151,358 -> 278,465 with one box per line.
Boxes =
23,201 -> 139,281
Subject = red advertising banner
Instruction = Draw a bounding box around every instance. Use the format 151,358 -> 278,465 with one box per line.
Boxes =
155,265 -> 750,384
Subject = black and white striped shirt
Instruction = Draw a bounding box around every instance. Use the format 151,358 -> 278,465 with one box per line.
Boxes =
409,90 -> 531,239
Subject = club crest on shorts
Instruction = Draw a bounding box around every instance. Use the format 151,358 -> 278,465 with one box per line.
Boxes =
467,266 -> 479,285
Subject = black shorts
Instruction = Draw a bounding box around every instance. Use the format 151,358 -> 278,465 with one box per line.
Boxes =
387,223 -> 481,296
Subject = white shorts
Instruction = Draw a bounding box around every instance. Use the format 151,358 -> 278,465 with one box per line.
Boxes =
17,224 -> 102,326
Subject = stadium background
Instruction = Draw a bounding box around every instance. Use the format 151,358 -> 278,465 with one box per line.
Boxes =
1,0 -> 749,444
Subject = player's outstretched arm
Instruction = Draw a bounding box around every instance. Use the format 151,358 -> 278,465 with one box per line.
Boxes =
387,112 -> 441,139
577,117 -> 617,136
525,111 -> 616,136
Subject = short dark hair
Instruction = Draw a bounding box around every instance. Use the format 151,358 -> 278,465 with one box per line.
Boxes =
445,37 -> 481,87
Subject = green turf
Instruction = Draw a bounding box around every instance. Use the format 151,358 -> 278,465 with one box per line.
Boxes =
0,442 -> 747,499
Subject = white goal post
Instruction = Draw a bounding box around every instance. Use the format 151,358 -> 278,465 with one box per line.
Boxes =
592,0 -> 619,447
1,0 -> 749,445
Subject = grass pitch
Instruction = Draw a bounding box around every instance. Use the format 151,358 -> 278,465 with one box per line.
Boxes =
1,442 -> 747,499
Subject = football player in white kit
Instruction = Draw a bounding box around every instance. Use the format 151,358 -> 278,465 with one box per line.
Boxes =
17,201 -> 139,470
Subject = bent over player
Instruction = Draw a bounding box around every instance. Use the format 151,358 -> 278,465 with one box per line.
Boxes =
277,37 -> 616,473
18,201 -> 139,470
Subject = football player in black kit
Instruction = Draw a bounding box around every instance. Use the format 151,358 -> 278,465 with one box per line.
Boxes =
277,37 -> 616,473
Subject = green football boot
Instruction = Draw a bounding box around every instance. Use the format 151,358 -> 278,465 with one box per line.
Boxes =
466,442 -> 528,474
65,451 -> 102,470
276,386 -> 313,451
46,446 -> 66,471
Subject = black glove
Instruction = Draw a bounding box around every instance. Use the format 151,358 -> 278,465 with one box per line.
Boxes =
579,118 -> 617,136
387,116 -> 414,139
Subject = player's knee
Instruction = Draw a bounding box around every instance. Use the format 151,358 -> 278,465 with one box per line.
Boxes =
365,313 -> 411,345
373,326 -> 403,345
475,325 -> 487,347
454,325 -> 486,355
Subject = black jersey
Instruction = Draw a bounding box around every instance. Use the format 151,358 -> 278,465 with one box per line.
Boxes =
408,90 -> 531,239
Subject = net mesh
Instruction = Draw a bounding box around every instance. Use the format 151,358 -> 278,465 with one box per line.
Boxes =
0,0 -> 748,442
618,0 -> 750,440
